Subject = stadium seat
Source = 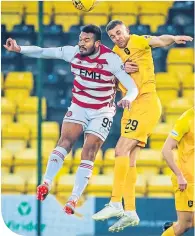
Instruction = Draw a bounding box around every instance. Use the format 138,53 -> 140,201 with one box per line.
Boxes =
14,148 -> 38,166
1,149 -> 13,168
150,123 -> 173,149
139,15 -> 166,32
56,174 -> 76,193
138,2 -> 173,15
147,175 -> 173,195
17,97 -> 47,126
181,73 -> 194,102
4,72 -> 34,104
152,48 -> 167,73
30,122 -> 59,142
1,49 -> 21,74
1,98 -> 16,128
184,24 -> 194,37
2,174 -> 26,193
87,174 -> 113,197
2,123 -> 29,154
14,166 -> 37,182
55,15 -> 80,32
137,149 -> 163,167
1,1 -> 24,13
130,24 -> 151,35
165,98 -> 193,124
156,24 -> 182,36
168,1 -> 194,27
147,192 -> 174,198
103,148 -> 115,167
135,175 -> 147,196
156,72 -> 179,106
167,48 -> 194,74
1,13 -> 22,31
1,73 -> 4,91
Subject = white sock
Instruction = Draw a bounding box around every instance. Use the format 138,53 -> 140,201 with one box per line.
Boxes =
44,146 -> 67,185
70,160 -> 94,201
110,201 -> 123,209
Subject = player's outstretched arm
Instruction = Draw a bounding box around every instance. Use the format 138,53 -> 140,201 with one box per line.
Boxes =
162,137 -> 187,192
149,35 -> 193,48
3,37 -> 78,61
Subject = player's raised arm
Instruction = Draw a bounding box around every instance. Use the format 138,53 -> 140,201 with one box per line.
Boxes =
148,35 -> 193,48
3,37 -> 79,62
107,53 -> 138,110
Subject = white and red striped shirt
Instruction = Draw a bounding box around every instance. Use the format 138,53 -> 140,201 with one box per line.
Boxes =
20,44 -> 138,110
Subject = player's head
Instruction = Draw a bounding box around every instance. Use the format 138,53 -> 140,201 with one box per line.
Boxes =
79,24 -> 102,56
106,20 -> 130,48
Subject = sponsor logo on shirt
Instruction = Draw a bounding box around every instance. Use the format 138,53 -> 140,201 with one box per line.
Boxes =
188,200 -> 193,207
96,63 -> 103,69
171,130 -> 178,137
80,69 -> 101,80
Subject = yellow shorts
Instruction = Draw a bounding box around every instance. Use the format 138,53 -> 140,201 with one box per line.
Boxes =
172,175 -> 195,212
121,92 -> 162,147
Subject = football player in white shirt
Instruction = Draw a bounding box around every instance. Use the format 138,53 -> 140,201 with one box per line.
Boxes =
4,24 -> 138,215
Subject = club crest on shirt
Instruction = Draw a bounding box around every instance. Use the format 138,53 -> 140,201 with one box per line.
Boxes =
124,48 -> 130,55
96,63 -> 103,69
188,200 -> 193,207
77,60 -> 82,64
171,130 -> 178,137
65,111 -> 72,117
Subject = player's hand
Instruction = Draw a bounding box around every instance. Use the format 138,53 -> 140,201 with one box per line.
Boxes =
177,174 -> 187,192
3,38 -> 21,53
117,99 -> 131,110
174,36 -> 193,45
125,61 -> 139,73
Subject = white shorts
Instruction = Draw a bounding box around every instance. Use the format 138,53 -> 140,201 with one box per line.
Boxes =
63,103 -> 116,141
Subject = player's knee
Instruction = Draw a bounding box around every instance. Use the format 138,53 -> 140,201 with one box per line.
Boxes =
57,136 -> 73,152
81,146 -> 97,162
115,145 -> 131,157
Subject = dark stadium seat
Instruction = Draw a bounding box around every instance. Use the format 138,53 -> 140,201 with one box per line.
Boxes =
1,24 -> 7,45
52,59 -> 71,77
67,32 -> 80,46
9,24 -> 36,46
69,24 -> 82,33
184,24 -> 194,37
2,49 -> 21,74
100,25 -> 107,33
43,24 -> 63,35
152,48 -> 167,73
156,24 -> 183,36
130,24 -> 151,35
168,1 -> 194,27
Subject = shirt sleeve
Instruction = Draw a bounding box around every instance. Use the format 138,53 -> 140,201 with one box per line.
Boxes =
170,112 -> 190,142
106,52 -> 138,102
139,35 -> 152,49
20,45 -> 79,62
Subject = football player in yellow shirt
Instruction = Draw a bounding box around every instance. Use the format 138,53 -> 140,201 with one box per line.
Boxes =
161,108 -> 194,236
92,20 -> 193,232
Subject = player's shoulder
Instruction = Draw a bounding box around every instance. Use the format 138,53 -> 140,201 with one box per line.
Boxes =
100,44 -> 119,61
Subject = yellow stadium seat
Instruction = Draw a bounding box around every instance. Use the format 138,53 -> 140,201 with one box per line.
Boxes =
83,15 -> 108,26
55,15 -> 80,32
1,73 -> 4,90
137,149 -> 163,167
1,13 -> 21,31
2,174 -> 26,193
168,64 -> 193,74
147,175 -> 173,194
14,166 -> 37,181
150,122 -> 173,149
4,72 -> 34,103
147,193 -> 174,198
139,15 -> 166,32
138,2 -> 173,15
1,149 -> 13,168
52,2 -> 80,13
25,14 -> 51,31
56,174 -> 75,193
104,148 -> 115,167
14,148 -> 38,166
167,48 -> 194,64
112,15 -> 137,26
1,167 -> 10,175
1,98 -> 16,128
17,97 -> 47,125
156,72 -> 179,106
2,123 -> 29,154
30,140 -> 57,157
137,166 -> 160,175
87,175 -> 112,197
30,122 -> 59,142
136,175 -> 147,195
111,2 -> 138,14
181,73 -> 194,101
162,167 -> 173,176
165,98 -> 193,125
1,2 -> 24,12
